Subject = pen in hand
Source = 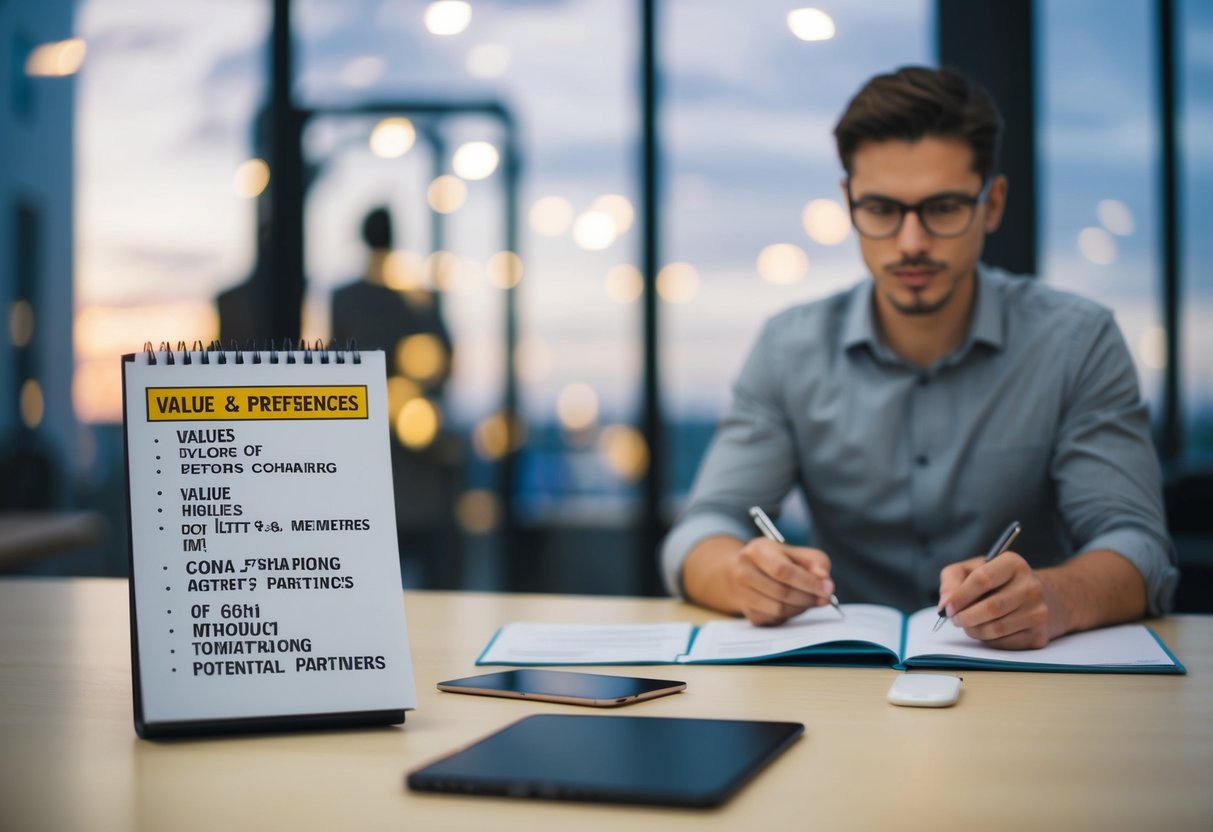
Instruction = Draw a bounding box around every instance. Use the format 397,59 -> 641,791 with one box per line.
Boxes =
748,506 -> 844,619
932,520 -> 1023,633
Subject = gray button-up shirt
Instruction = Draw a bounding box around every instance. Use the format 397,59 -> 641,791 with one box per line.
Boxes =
661,266 -> 1178,615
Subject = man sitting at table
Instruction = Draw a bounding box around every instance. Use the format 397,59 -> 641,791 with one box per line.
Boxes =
660,66 -> 1177,649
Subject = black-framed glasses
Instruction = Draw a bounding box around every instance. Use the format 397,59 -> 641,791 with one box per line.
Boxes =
847,178 -> 993,239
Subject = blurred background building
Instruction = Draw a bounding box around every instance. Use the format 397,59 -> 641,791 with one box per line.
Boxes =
2,0 -> 1210,607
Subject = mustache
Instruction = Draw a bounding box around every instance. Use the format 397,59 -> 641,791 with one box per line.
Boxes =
883,256 -> 947,272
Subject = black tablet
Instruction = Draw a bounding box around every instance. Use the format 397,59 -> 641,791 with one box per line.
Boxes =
406,714 -> 804,808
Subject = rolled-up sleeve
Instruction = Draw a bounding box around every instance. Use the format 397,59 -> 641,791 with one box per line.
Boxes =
660,320 -> 803,597
1051,309 -> 1179,615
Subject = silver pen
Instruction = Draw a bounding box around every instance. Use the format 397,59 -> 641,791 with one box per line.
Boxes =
932,520 -> 1022,633
748,506 -> 844,619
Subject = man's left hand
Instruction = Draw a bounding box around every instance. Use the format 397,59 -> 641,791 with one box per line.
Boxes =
937,552 -> 1064,649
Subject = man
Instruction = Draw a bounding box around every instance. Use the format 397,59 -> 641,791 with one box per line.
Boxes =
661,66 -> 1177,649
332,206 -> 459,588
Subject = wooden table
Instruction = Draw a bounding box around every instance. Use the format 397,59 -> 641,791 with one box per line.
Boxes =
0,578 -> 1210,831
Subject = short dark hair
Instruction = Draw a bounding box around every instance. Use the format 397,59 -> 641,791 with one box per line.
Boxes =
361,206 -> 393,250
833,66 -> 1004,181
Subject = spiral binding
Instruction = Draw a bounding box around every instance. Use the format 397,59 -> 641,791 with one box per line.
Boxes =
142,339 -> 363,365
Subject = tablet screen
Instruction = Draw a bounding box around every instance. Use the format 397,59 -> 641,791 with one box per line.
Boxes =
406,714 -> 804,808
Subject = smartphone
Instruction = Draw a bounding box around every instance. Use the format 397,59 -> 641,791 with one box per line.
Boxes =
437,669 -> 687,708
886,673 -> 962,708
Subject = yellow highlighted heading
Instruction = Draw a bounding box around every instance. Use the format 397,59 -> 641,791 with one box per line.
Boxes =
146,386 -> 369,421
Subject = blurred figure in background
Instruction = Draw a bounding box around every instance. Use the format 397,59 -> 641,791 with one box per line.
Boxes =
332,205 -> 459,588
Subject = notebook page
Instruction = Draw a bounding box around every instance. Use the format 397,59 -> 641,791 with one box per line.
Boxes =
478,622 -> 694,665
681,604 -> 904,663
904,607 -> 1178,667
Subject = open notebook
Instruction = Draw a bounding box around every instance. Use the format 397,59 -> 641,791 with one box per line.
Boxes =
477,604 -> 1185,674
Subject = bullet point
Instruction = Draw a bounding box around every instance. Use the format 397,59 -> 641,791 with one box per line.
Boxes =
165,586 -> 170,591
155,455 -> 161,460
156,470 -> 161,474
157,508 -> 162,513
171,668 -> 176,673
159,526 -> 164,531
157,491 -> 162,496
162,566 -> 167,571
154,439 -> 159,444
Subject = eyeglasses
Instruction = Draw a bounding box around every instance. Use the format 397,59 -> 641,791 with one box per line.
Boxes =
847,178 -> 993,239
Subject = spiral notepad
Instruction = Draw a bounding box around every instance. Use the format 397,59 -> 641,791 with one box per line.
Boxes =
122,341 -> 416,737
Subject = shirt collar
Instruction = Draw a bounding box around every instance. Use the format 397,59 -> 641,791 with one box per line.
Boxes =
841,267 -> 1007,361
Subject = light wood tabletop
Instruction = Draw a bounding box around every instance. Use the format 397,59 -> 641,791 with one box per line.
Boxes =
0,577 -> 1210,832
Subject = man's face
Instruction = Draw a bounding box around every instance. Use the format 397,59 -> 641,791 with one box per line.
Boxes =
845,136 -> 1006,321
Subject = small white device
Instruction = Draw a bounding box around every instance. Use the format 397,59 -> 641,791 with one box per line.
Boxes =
886,673 -> 962,708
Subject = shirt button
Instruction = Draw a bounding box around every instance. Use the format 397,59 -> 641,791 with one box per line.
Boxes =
915,455 -> 929,467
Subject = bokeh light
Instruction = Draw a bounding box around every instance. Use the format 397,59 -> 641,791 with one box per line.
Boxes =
232,159 -> 270,199
427,174 -> 468,213
597,424 -> 649,481
787,8 -> 836,41
456,489 -> 500,533
369,117 -> 416,158
757,244 -> 809,285
1138,325 -> 1168,370
394,397 -> 441,449
656,262 -> 700,303
529,196 -> 574,236
802,198 -> 851,245
383,250 -> 426,290
486,251 -> 524,289
9,300 -> 34,347
604,264 -> 644,303
1077,227 -> 1117,265
395,334 -> 448,384
514,335 -> 553,382
25,38 -> 86,76
341,55 -> 384,88
1097,199 -> 1135,236
572,211 -> 617,251
467,44 -> 511,78
557,383 -> 599,431
590,194 -> 635,235
20,379 -> 44,429
424,1 -> 471,36
452,141 -> 499,180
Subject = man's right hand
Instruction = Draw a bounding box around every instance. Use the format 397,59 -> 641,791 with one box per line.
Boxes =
684,535 -> 836,626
